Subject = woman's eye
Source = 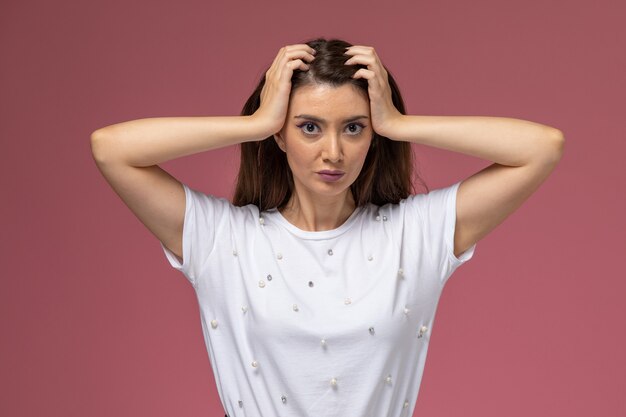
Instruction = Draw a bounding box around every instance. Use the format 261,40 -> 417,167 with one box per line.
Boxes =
299,122 -> 319,135
346,123 -> 364,135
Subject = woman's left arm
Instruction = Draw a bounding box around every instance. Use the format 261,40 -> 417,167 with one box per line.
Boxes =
345,45 -> 565,258
383,115 -> 564,258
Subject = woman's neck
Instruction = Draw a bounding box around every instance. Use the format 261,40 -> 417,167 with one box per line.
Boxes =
278,189 -> 356,232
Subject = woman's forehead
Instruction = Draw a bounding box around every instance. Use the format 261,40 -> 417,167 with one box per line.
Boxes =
289,83 -> 370,117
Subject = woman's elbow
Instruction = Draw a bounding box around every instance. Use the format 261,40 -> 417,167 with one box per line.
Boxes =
544,128 -> 565,164
90,129 -> 120,165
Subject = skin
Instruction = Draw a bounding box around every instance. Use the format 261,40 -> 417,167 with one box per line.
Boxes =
273,83 -> 373,231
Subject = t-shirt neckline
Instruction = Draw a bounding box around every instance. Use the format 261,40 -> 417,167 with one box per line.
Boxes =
266,205 -> 364,240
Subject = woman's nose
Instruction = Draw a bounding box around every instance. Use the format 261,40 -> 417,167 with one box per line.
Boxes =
322,133 -> 343,163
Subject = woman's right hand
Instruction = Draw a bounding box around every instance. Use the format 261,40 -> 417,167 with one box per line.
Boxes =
252,44 -> 316,136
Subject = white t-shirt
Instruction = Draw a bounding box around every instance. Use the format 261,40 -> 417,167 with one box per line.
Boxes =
161,180 -> 476,417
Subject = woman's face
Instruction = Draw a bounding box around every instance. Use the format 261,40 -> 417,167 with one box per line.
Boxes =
274,83 -> 373,204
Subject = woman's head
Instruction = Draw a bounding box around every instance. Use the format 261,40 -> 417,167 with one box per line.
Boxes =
273,82 -> 374,208
233,37 -> 421,210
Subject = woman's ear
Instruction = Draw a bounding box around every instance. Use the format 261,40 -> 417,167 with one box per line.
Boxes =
274,132 -> 286,152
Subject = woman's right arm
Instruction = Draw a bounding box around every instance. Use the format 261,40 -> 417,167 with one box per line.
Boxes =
90,115 -> 274,167
90,44 -> 316,264
90,115 -> 275,263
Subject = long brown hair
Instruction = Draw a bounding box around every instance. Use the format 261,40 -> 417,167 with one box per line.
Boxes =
233,37 -> 425,211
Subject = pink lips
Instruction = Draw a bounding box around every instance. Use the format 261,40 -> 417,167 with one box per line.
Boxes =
317,170 -> 345,182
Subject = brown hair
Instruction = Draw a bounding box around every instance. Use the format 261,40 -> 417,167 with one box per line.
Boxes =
233,37 -> 425,211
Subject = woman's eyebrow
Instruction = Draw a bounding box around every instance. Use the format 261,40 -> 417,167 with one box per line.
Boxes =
294,114 -> 369,124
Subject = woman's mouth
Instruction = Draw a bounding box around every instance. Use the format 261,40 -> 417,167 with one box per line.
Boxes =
316,170 -> 345,182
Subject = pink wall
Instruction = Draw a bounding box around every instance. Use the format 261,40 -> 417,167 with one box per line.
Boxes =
1,0 -> 624,416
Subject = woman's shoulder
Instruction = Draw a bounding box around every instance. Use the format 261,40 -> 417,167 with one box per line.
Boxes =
394,182 -> 462,206
375,187 -> 443,221
379,182 -> 463,224
183,183 -> 261,219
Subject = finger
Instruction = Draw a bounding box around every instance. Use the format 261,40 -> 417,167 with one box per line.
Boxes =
344,45 -> 377,56
284,44 -> 317,59
286,58 -> 310,72
284,48 -> 316,63
285,43 -> 316,53
352,68 -> 376,80
344,54 -> 376,66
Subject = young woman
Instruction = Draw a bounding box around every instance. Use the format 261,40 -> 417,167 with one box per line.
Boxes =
91,37 -> 564,417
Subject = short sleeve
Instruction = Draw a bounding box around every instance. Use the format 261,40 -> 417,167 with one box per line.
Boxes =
408,180 -> 477,282
160,183 -> 232,288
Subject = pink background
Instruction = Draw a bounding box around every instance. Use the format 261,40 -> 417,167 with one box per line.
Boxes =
2,0 -> 624,416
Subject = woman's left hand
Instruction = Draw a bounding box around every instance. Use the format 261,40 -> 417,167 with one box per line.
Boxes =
344,45 -> 403,139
